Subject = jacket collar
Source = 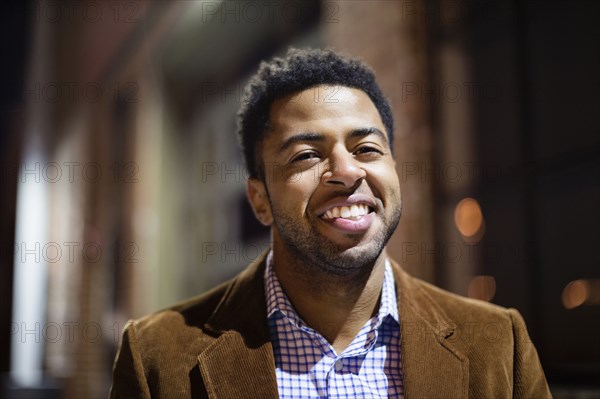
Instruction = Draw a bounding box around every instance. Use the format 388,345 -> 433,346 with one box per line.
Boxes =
391,259 -> 469,398
198,252 -> 468,398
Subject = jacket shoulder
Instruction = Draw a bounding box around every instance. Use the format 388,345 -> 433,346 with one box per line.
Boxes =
410,276 -> 510,322
112,255 -> 271,397
392,263 -> 517,350
121,278 -> 233,373
131,279 -> 231,343
111,279 -> 236,397
397,270 -> 551,397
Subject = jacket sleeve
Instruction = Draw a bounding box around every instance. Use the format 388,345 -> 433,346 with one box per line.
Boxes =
109,320 -> 151,399
507,308 -> 552,398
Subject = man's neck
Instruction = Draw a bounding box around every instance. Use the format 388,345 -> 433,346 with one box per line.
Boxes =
271,247 -> 387,355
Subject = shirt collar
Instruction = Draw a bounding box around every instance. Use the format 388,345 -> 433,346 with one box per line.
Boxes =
264,250 -> 399,326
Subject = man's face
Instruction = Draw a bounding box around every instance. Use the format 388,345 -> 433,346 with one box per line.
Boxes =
247,85 -> 401,275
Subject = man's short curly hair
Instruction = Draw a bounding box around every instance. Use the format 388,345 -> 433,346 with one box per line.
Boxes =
237,47 -> 394,179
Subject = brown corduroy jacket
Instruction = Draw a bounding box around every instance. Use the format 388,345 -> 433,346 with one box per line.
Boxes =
110,254 -> 552,398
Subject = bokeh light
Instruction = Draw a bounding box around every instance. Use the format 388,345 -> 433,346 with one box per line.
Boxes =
562,279 -> 600,310
454,197 -> 485,241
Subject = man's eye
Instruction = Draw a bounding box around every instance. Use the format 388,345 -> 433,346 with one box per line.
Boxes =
291,152 -> 320,163
355,146 -> 383,155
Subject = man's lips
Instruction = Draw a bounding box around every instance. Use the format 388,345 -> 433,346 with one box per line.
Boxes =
321,212 -> 374,233
316,193 -> 377,218
315,193 -> 378,233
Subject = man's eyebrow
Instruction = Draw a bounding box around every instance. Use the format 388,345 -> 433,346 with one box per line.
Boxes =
278,128 -> 388,152
279,132 -> 325,152
348,127 -> 388,142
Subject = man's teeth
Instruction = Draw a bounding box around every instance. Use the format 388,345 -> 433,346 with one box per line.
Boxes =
323,204 -> 370,220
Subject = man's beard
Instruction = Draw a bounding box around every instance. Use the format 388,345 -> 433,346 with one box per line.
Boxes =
270,202 -> 401,277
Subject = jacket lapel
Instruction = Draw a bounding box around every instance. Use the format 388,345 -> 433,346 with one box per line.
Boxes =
392,262 -> 469,398
197,332 -> 278,399
197,254 -> 279,399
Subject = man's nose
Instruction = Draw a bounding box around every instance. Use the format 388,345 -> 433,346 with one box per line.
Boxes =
322,147 -> 366,188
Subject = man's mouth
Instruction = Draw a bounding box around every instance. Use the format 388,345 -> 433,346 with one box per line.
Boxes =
321,203 -> 374,221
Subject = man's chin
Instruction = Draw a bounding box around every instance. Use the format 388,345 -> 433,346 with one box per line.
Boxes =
311,241 -> 384,275
320,229 -> 382,254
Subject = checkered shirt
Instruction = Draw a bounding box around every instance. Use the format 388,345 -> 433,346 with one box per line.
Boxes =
264,252 -> 404,398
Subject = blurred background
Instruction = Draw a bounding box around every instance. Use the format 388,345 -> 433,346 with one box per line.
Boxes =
0,0 -> 598,398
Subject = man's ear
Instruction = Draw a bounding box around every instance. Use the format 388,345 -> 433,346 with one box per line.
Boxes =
246,178 -> 273,226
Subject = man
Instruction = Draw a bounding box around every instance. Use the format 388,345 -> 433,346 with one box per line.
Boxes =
110,48 -> 551,398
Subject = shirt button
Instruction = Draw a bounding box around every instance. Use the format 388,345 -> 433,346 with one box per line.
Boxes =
334,360 -> 343,372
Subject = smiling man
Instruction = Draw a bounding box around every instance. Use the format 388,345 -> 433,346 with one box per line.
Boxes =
110,48 -> 551,398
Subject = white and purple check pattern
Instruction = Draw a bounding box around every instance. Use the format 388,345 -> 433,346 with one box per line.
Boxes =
265,252 -> 404,399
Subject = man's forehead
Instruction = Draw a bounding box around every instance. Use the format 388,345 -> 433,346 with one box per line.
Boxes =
268,85 -> 382,130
